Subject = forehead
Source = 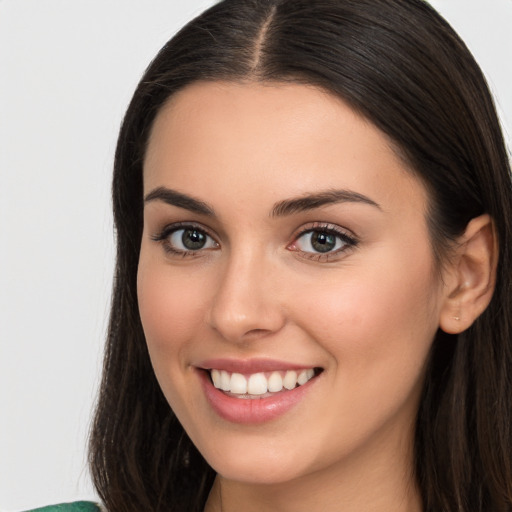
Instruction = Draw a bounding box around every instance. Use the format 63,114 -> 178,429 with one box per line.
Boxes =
143,81 -> 427,218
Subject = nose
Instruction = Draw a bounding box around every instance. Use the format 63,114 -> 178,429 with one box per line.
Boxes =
207,248 -> 286,344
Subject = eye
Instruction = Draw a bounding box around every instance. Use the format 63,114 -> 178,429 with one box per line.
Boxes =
289,224 -> 358,260
152,224 -> 218,256
169,227 -> 216,251
296,230 -> 341,253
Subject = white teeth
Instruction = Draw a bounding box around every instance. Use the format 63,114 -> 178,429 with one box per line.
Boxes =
211,369 -> 221,388
283,370 -> 298,390
220,370 -> 231,391
210,368 -> 317,394
267,371 -> 283,392
247,373 -> 268,395
297,370 -> 309,386
230,373 -> 247,394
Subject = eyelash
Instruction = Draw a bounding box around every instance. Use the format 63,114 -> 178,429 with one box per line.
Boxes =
151,222 -> 358,261
288,223 -> 358,262
151,222 -> 219,258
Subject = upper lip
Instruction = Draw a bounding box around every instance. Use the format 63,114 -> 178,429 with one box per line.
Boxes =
196,358 -> 320,374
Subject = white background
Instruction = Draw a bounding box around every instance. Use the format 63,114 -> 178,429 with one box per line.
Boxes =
0,1 -> 510,510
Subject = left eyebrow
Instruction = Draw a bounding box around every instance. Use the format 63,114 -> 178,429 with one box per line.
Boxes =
271,189 -> 381,217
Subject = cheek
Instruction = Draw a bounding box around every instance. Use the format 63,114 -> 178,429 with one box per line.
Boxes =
137,259 -> 207,369
324,273 -> 434,347
292,246 -> 440,409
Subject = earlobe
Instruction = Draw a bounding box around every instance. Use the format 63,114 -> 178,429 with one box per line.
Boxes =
439,214 -> 498,334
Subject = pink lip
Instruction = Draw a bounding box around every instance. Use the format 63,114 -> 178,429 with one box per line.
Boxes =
198,366 -> 320,424
197,357 -> 316,374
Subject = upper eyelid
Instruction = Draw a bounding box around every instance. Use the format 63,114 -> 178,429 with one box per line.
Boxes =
150,220 -> 358,248
152,223 -> 219,256
152,221 -> 217,240
289,226 -> 359,262
292,222 -> 357,240
290,222 -> 358,250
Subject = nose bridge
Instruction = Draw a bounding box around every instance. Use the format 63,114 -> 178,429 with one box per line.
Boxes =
208,242 -> 284,342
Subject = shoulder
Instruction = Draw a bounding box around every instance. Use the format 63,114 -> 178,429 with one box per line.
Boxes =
23,502 -> 102,512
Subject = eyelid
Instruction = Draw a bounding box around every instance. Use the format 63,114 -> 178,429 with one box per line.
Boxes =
151,220 -> 216,239
288,222 -> 359,260
290,222 -> 358,243
151,221 -> 219,256
150,220 -> 358,261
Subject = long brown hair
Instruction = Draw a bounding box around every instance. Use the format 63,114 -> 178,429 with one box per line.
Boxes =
89,1 -> 512,510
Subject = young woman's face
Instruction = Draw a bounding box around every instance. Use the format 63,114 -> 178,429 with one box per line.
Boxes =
138,82 -> 449,485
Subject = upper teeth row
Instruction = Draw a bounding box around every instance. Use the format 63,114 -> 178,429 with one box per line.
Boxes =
210,369 -> 315,395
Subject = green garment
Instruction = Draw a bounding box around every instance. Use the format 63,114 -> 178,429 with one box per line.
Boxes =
24,502 -> 101,512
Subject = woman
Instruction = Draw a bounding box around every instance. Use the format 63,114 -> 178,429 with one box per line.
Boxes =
32,0 -> 512,510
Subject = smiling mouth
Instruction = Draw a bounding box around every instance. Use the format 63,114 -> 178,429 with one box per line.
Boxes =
208,368 -> 323,399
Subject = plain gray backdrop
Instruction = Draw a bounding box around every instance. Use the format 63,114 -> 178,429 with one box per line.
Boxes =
0,0 -> 510,510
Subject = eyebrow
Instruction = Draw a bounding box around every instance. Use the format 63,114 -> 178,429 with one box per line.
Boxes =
144,186 -> 380,217
271,189 -> 381,217
144,186 -> 214,216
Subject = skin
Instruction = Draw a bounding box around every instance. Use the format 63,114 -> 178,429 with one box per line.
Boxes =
137,81 -> 456,512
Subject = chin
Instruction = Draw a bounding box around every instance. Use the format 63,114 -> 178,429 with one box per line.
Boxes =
196,433 -> 324,486
212,458 -> 305,485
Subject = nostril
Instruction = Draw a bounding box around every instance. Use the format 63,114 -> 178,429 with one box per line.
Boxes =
242,328 -> 275,340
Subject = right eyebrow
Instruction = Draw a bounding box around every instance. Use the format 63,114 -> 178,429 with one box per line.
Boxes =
144,186 -> 215,216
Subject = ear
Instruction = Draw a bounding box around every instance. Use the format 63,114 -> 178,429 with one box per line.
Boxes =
439,214 -> 498,334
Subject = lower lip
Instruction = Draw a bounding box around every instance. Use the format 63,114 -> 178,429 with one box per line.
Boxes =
199,370 -> 318,424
